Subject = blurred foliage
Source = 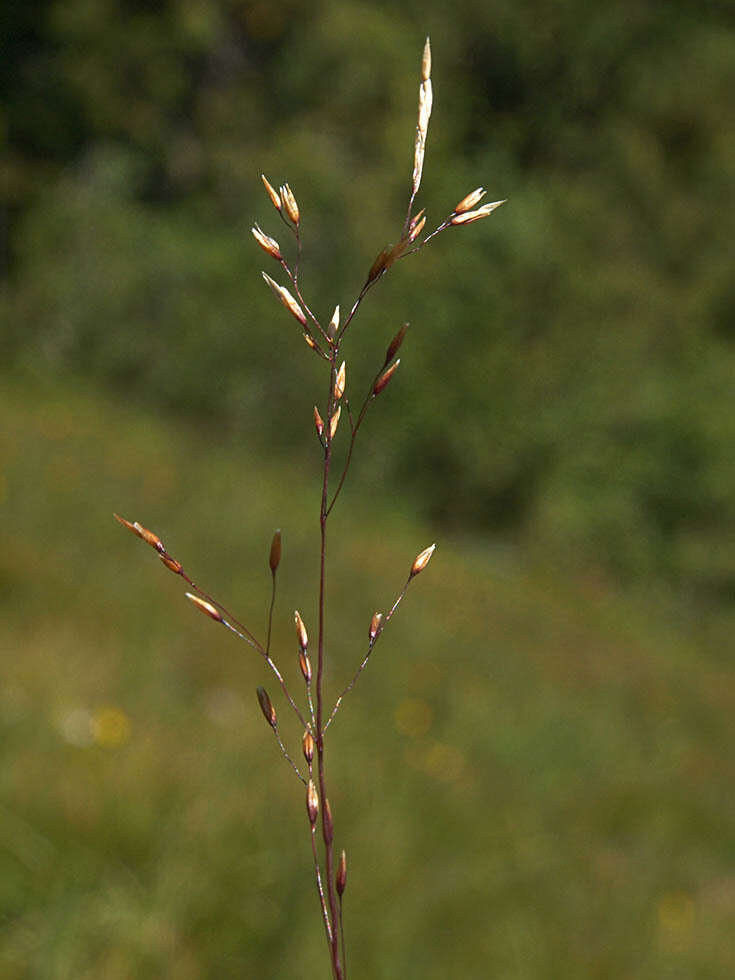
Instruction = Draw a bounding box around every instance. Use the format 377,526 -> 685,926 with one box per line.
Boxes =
2,0 -> 735,599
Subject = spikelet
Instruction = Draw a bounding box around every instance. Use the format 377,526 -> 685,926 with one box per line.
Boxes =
261,174 -> 282,211
302,730 -> 315,764
261,271 -> 307,326
269,529 -> 282,573
313,405 -> 324,438
306,779 -> 319,825
257,686 -> 277,729
384,323 -> 409,366
410,543 -> 436,578
334,361 -> 346,400
185,592 -> 224,623
453,187 -> 486,214
328,305 -> 340,339
450,200 -> 506,225
329,405 -> 341,439
373,359 -> 400,395
251,223 -> 282,261
280,183 -> 300,225
336,849 -> 347,897
411,37 -> 433,198
294,610 -> 309,652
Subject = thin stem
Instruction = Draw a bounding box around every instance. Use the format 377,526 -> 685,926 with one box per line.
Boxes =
325,574 -> 412,731
272,724 -> 306,784
221,619 -> 308,730
315,348 -> 344,979
266,570 -> 277,656
310,822 -> 333,947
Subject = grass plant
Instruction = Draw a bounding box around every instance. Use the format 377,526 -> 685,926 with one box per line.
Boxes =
114,38 -> 504,977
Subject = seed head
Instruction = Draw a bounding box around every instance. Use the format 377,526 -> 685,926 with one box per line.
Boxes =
299,650 -> 312,684
159,554 -> 183,575
329,404 -> 341,440
294,610 -> 308,652
256,686 -> 277,729
334,361 -> 346,400
261,272 -> 307,326
369,611 -> 384,645
185,592 -> 224,623
373,359 -> 400,395
261,174 -> 282,211
453,187 -> 486,214
421,36 -> 432,83
269,529 -> 282,574
336,849 -> 347,897
384,323 -> 409,366
410,543 -> 436,578
280,183 -> 300,225
306,779 -> 319,825
450,200 -> 506,225
251,223 -> 282,261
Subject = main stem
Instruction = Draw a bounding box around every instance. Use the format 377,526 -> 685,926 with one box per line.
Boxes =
317,345 -> 344,980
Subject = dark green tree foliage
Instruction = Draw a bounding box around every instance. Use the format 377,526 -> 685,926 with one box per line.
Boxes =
3,0 -> 735,595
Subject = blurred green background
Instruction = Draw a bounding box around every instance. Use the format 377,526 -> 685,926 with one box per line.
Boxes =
2,0 -> 734,976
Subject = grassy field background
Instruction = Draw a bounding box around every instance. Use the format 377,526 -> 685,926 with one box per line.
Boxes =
2,373 -> 734,978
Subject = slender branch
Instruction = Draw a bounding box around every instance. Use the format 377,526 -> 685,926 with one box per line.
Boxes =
324,574 -> 413,732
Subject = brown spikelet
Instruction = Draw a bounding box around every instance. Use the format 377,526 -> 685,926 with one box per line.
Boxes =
453,187 -> 486,214
185,592 -> 224,623
369,611 -> 384,644
410,543 -> 436,578
408,214 -> 426,242
366,245 -> 391,286
313,405 -> 324,438
373,359 -> 400,395
299,650 -> 312,684
302,730 -> 315,764
336,849 -> 347,897
261,174 -> 282,211
257,686 -> 277,729
384,323 -> 409,366
306,779 -> 319,825
159,554 -> 183,575
329,405 -> 341,439
269,529 -> 282,573
323,798 -> 334,845
304,332 -> 317,350
294,610 -> 308,652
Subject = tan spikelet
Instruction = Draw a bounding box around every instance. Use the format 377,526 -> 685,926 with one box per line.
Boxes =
450,200 -> 506,225
453,187 -> 486,214
410,543 -> 436,578
185,592 -> 224,623
334,361 -> 346,400
251,223 -> 282,260
261,174 -> 282,211
329,405 -> 341,439
261,271 -> 307,326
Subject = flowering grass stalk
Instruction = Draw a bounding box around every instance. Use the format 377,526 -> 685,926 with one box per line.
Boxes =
116,37 -> 503,978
